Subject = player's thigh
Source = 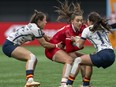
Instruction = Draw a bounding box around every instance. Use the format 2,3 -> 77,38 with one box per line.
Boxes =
68,52 -> 77,58
81,54 -> 93,65
11,46 -> 32,60
69,51 -> 84,59
53,50 -> 73,64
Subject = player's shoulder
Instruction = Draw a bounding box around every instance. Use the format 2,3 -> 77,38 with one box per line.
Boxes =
27,23 -> 39,29
58,24 -> 70,32
63,24 -> 71,29
84,25 -> 93,32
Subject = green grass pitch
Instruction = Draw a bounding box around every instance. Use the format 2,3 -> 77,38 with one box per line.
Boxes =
0,46 -> 116,87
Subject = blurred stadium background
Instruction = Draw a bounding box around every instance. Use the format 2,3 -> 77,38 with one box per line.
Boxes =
0,0 -> 116,47
0,0 -> 116,87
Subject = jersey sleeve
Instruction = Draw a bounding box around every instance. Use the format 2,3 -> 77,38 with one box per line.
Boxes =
31,24 -> 45,38
81,28 -> 89,40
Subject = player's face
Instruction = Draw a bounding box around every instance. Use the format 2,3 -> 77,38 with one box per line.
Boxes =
38,16 -> 47,29
71,16 -> 83,31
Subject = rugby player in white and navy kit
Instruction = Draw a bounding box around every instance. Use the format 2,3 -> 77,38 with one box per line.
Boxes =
2,10 -> 60,87
64,12 -> 115,87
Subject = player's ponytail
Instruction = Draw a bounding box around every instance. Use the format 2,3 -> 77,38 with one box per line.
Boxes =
100,18 -> 112,33
30,9 -> 46,24
88,12 -> 112,33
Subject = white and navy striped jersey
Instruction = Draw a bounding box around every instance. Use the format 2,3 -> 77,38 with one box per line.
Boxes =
7,23 -> 45,45
81,25 -> 113,52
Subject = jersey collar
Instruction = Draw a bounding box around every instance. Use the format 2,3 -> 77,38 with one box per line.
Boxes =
71,24 -> 77,33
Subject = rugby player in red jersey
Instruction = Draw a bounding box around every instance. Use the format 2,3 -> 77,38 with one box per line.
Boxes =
45,1 -> 92,87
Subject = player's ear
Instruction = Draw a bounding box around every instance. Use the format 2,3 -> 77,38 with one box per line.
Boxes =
37,19 -> 42,23
37,20 -> 43,27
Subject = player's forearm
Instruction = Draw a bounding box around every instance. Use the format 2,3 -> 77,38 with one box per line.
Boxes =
40,41 -> 56,49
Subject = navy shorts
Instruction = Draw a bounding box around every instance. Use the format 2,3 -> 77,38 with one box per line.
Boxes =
2,39 -> 19,57
90,49 -> 115,68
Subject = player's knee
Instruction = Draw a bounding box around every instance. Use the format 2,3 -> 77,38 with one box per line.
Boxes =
30,53 -> 37,62
27,53 -> 37,70
74,57 -> 82,64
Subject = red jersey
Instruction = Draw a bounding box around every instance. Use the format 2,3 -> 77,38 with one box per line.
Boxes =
45,24 -> 86,60
50,24 -> 85,44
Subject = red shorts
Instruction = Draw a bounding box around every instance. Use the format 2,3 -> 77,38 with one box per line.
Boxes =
45,48 -> 60,60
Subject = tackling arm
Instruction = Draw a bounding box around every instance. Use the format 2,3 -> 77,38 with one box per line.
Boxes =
75,38 -> 85,49
38,37 -> 56,49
